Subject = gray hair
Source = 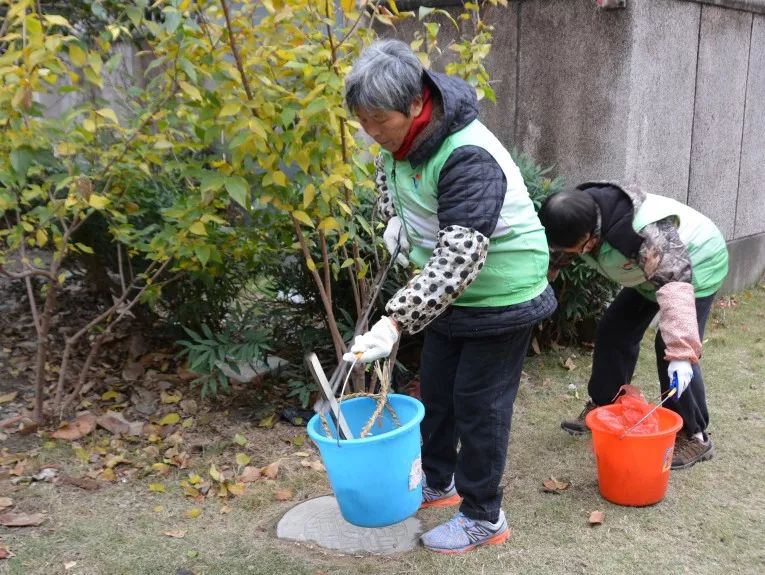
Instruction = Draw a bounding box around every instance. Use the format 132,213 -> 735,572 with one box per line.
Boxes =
345,39 -> 424,115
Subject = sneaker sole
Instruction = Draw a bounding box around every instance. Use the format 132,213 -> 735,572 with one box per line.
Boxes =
419,494 -> 462,509
561,423 -> 590,436
424,528 -> 510,554
671,445 -> 715,470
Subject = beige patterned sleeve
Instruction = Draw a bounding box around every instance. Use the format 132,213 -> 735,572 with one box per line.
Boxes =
385,225 -> 489,335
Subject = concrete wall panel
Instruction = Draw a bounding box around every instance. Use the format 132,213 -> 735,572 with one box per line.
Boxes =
515,0 -> 633,187
688,6 -> 752,239
624,1 -> 700,201
735,14 -> 765,238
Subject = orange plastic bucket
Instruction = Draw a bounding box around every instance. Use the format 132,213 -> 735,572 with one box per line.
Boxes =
586,405 -> 683,506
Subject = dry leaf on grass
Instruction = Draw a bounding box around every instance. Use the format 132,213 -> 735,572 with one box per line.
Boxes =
0,545 -> 15,559
260,461 -> 279,480
185,508 -> 202,519
239,466 -> 261,483
50,413 -> 96,441
274,489 -> 293,501
227,483 -> 246,497
220,505 -> 232,514
258,413 -> 278,429
64,561 -> 77,570
0,512 -> 46,527
589,510 -> 605,525
542,477 -> 570,493
0,391 -> 18,404
59,475 -> 100,491
0,497 -> 14,510
163,529 -> 187,538
562,356 -> 577,371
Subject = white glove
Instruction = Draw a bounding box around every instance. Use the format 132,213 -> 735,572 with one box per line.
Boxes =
342,316 -> 399,364
668,360 -> 693,398
383,216 -> 410,266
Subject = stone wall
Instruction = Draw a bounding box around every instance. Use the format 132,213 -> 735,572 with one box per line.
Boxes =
393,0 -> 765,291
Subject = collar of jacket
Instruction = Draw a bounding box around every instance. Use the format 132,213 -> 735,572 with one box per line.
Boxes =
578,182 -> 643,259
403,69 -> 479,168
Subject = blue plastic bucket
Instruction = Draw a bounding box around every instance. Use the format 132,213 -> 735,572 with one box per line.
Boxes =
307,394 -> 425,527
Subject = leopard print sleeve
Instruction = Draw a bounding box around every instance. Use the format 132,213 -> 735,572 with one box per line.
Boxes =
385,225 -> 489,335
637,217 -> 693,287
374,153 -> 396,223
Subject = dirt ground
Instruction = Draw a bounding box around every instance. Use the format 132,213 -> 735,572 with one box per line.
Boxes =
1,283 -> 764,575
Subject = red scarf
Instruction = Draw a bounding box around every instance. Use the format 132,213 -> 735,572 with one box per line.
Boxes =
393,85 -> 433,160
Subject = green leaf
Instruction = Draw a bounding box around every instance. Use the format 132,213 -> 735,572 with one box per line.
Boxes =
219,102 -> 241,117
179,81 -> 202,102
43,15 -> 73,29
194,245 -> 211,266
224,176 -> 249,208
10,148 -> 32,177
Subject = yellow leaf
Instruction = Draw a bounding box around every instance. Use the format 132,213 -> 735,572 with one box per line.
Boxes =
152,463 -> 170,475
341,0 -> 355,13
302,184 -> 315,208
148,482 -> 165,493
161,392 -> 182,404
35,229 -> 48,247
102,468 -> 116,482
209,464 -> 222,483
291,210 -> 313,227
159,413 -> 181,426
153,505 -> 164,513
336,232 -> 349,248
218,102 -> 241,117
233,433 -> 247,446
235,453 -> 251,466
227,482 -> 246,496
336,200 -> 352,216
88,194 -> 109,209
181,417 -> 194,429
318,217 -> 340,232
56,142 -> 77,156
101,390 -> 119,401
188,473 -> 202,485
83,118 -> 96,133
272,171 -> 287,187
189,221 -> 207,236
44,14 -> 74,29
306,258 -> 316,272
295,151 -> 310,174
96,107 -> 119,125
69,44 -> 86,67
179,81 -> 202,101
185,507 -> 202,519
249,118 -> 267,140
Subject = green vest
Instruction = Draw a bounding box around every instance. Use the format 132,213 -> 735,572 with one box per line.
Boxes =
382,120 -> 549,307
580,194 -> 728,300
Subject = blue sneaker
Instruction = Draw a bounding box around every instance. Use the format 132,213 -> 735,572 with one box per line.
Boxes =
420,476 -> 462,509
420,510 -> 509,554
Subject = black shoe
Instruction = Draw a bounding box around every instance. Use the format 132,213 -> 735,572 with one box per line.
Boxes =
671,433 -> 714,470
561,401 -> 597,435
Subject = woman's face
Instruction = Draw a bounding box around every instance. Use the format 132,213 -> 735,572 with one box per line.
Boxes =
355,98 -> 423,152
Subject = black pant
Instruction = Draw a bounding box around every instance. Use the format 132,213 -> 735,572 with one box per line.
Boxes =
588,287 -> 715,436
419,325 -> 533,523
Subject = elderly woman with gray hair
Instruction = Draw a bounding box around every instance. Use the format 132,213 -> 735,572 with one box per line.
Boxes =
342,39 -> 556,553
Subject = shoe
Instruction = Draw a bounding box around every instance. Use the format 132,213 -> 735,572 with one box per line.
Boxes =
420,476 -> 462,509
671,433 -> 714,470
561,400 -> 597,435
420,510 -> 509,554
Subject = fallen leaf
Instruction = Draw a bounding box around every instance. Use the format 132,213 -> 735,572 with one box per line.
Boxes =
562,356 -> 577,371
161,392 -> 182,404
64,561 -> 77,570
59,475 -> 100,490
235,453 -> 251,466
0,497 -> 13,510
149,482 -> 166,493
153,505 -> 164,513
180,399 -> 198,415
260,461 -> 279,480
227,482 -> 246,496
292,434 -> 305,447
188,473 -> 202,485
160,412 -> 181,426
0,545 -> 14,559
122,361 -> 145,381
274,489 -> 293,501
97,411 -> 135,435
589,510 -> 605,525
294,451 -> 310,458
101,390 -> 120,401
185,507 -> 202,519
257,413 -> 277,429
209,464 -> 222,482
0,392 -> 18,404
101,468 -> 116,482
181,417 -> 194,429
50,413 -> 96,441
0,512 -> 46,527
542,477 -> 570,493
233,433 -> 247,446
163,529 -> 187,538
239,466 -> 261,483
104,454 -> 130,469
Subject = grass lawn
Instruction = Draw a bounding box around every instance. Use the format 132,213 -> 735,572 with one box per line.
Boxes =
1,285 -> 764,575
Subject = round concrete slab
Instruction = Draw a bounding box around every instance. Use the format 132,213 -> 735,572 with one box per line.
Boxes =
276,496 -> 422,555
